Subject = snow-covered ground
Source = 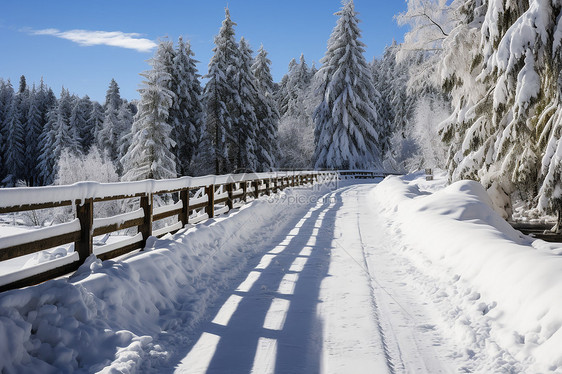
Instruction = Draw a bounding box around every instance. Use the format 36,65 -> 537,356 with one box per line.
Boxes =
1,173 -> 562,373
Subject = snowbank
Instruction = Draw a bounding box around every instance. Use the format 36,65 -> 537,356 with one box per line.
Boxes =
371,175 -> 562,372
0,185 -> 333,373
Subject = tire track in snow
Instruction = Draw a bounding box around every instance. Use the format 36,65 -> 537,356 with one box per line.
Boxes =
355,191 -> 402,374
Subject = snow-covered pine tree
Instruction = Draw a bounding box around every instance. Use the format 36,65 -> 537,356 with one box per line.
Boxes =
170,37 -> 203,176
314,0 -> 382,170
252,45 -> 280,171
24,87 -> 43,186
121,44 -> 177,181
2,89 -> 25,186
203,7 -> 240,174
436,0 -> 562,219
190,121 -> 216,176
90,101 -> 105,150
116,101 -> 134,173
0,80 -> 14,181
73,96 -> 94,152
38,88 -> 82,185
97,79 -> 122,161
232,37 -> 259,171
277,58 -> 297,117
286,54 -> 312,119
277,55 -> 318,169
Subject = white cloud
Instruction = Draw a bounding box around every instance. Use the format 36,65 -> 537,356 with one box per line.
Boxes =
26,28 -> 157,52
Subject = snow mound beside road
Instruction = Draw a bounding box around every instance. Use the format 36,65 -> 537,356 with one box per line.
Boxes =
372,175 -> 562,372
0,186 -> 330,373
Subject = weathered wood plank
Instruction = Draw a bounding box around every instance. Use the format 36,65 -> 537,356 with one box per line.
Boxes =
93,217 -> 145,237
153,207 -> 183,222
0,200 -> 73,214
0,231 -> 81,262
96,241 -> 145,261
0,261 -> 81,293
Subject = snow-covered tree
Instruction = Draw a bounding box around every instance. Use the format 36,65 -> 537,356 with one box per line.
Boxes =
170,37 -> 204,176
24,88 -> 43,185
252,45 -> 279,171
232,37 -> 259,171
97,79 -> 122,161
203,8 -> 240,174
116,101 -> 134,172
434,0 -> 562,219
314,0 -> 383,170
72,96 -> 94,152
38,88 -> 82,185
121,44 -> 177,181
277,55 -> 318,169
56,146 -> 119,185
2,90 -> 25,186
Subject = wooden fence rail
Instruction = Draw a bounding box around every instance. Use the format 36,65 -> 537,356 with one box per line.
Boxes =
0,170 -> 388,292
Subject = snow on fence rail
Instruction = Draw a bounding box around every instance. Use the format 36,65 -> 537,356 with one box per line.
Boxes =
0,170 -> 388,292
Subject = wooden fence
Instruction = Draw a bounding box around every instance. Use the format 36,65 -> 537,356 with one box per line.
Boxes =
0,170 -> 387,292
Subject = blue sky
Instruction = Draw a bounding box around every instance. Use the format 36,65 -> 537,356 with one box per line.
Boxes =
0,0 -> 408,103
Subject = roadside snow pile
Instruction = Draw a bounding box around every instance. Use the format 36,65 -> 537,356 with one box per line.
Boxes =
0,186 -> 330,373
372,175 -> 562,372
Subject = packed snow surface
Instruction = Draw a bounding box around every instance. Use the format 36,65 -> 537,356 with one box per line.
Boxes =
1,173 -> 562,373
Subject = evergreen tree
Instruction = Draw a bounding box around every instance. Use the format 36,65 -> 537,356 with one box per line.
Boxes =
3,92 -> 25,186
24,88 -> 43,186
170,37 -> 203,176
90,101 -> 105,150
232,37 -> 259,171
97,79 -> 122,160
314,0 -> 383,170
0,80 -> 15,181
252,45 -> 279,171
203,8 -> 239,174
116,101 -> 134,174
121,43 -> 177,181
74,96 -> 94,151
37,109 -> 57,185
38,89 -> 82,185
277,59 -> 297,116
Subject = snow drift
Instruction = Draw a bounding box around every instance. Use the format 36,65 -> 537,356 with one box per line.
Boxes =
372,175 -> 562,372
0,185 -> 331,373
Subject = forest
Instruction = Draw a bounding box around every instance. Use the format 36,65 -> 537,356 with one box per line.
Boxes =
1,0 -> 561,223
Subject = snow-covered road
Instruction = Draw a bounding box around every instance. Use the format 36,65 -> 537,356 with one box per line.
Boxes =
172,184 -> 458,373
3,174 -> 562,373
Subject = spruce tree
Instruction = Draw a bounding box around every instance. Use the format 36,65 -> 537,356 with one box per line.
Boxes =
232,37 -> 259,171
314,0 -> 382,170
252,45 -> 279,171
97,79 -> 122,160
203,8 -> 239,174
170,37 -> 203,176
121,43 -> 177,181
38,89 -> 82,185
24,88 -> 43,186
75,96 -> 94,151
0,80 -> 15,182
3,92 -> 25,186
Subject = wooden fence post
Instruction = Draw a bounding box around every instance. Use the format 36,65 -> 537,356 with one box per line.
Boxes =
180,189 -> 190,226
291,174 -> 295,187
265,179 -> 271,196
140,194 -> 153,247
76,198 -> 93,264
242,182 -> 247,202
253,180 -> 260,199
226,183 -> 234,210
206,185 -> 215,218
